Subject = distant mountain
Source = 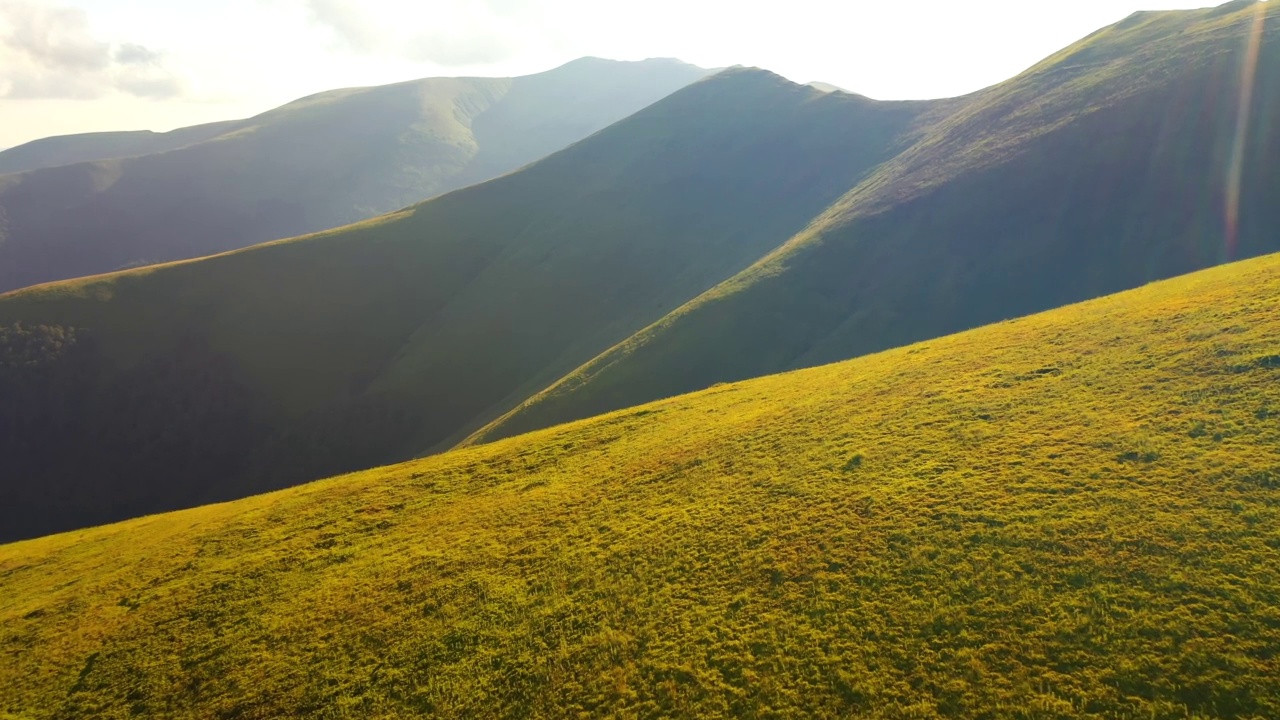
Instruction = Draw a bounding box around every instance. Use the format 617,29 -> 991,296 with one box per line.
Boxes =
470,0 -> 1280,446
5,247 -> 1280,718
0,57 -> 710,293
0,68 -> 930,541
0,120 -> 244,176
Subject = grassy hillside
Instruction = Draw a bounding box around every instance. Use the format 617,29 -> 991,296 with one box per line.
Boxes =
472,1 -> 1280,446
0,58 -> 709,293
0,69 -> 929,541
3,250 -> 1280,719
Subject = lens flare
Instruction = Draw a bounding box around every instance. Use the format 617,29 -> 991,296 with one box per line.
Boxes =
1225,1 -> 1268,260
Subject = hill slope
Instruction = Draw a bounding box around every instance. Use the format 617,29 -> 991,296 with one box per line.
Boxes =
0,69 -> 930,541
3,250 -> 1280,719
0,57 -> 710,293
471,0 -> 1280,446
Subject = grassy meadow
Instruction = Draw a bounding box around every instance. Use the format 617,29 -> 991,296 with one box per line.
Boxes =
3,251 -> 1279,718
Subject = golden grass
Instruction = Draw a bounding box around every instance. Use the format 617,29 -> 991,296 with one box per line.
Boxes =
4,252 -> 1280,718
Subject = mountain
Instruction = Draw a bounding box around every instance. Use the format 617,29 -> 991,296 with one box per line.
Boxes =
0,121 -> 245,176
3,250 -> 1279,718
470,0 -> 1280,446
0,69 -> 932,541
0,57 -> 710,294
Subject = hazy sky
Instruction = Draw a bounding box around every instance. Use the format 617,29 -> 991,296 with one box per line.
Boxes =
0,0 -> 1227,148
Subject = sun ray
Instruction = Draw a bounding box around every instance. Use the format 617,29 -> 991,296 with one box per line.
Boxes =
1224,1 -> 1268,260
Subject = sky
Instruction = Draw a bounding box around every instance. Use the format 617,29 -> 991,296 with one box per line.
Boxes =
0,0 -> 1229,149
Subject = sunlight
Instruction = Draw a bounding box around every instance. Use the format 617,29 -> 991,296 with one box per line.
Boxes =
1225,0 -> 1268,259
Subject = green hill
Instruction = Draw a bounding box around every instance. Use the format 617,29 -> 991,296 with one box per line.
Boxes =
0,69 -> 929,541
471,0 -> 1280,447
3,250 -> 1279,719
0,57 -> 709,293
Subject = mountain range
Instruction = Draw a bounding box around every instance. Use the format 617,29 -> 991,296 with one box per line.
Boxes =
0,1 -> 1277,546
0,57 -> 710,293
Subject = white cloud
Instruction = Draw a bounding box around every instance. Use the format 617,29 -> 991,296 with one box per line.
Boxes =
0,0 -> 183,99
299,0 -> 535,67
408,30 -> 519,67
114,42 -> 162,66
304,0 -> 379,52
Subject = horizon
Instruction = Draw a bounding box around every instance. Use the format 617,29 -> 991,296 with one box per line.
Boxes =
0,0 -> 1232,149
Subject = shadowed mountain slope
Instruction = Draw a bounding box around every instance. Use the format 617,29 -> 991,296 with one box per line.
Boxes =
0,69 -> 931,541
0,57 -> 710,293
470,1 -> 1280,446
3,250 -> 1280,718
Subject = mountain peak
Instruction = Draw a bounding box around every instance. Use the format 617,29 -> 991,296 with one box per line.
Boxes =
807,81 -> 847,93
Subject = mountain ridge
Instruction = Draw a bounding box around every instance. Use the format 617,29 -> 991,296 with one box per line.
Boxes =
0,57 -> 707,177
0,120 -> 245,176
468,0 -> 1280,447
0,57 -> 711,293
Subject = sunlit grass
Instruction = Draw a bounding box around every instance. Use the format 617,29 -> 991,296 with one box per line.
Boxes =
3,252 -> 1280,718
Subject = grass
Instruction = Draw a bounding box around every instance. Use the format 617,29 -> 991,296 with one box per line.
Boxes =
3,250 -> 1280,718
474,0 -> 1280,447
